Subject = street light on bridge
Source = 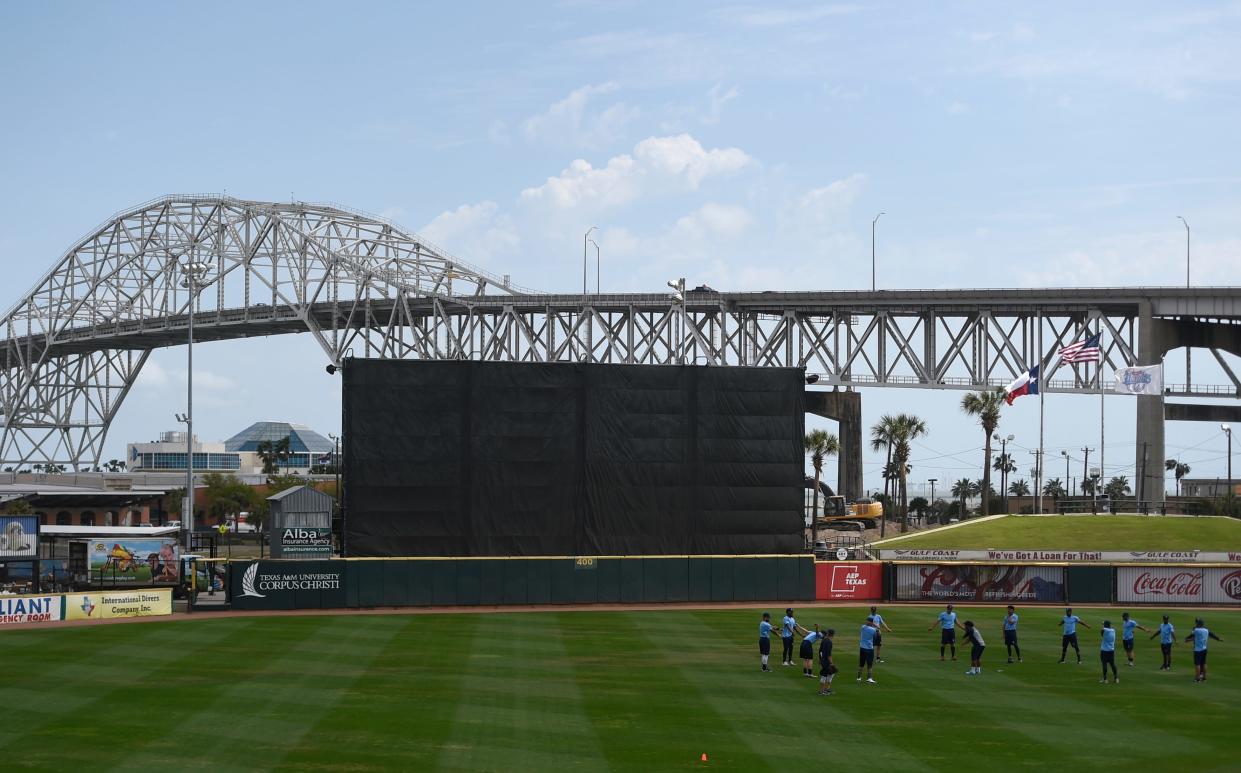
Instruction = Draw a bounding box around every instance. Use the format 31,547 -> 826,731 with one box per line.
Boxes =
1177,216 -> 1189,288
871,212 -> 885,292
583,226 -> 597,296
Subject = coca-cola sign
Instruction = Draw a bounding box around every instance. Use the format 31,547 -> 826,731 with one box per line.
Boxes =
1130,570 -> 1202,599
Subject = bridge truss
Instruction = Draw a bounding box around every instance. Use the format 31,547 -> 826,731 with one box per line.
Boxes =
2,195 -> 1239,470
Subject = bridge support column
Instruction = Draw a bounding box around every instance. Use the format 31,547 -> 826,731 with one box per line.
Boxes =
1135,302 -> 1166,505
805,389 -> 863,502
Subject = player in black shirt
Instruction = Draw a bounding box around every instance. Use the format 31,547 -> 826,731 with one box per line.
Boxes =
817,628 -> 838,696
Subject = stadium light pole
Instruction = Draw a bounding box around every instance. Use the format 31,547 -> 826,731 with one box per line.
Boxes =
995,433 -> 1014,512
871,212 -> 885,292
1224,424 -> 1233,495
1177,216 -> 1189,288
928,478 -> 937,519
179,258 -> 210,548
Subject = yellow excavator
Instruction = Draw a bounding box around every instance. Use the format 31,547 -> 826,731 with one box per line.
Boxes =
805,479 -> 883,529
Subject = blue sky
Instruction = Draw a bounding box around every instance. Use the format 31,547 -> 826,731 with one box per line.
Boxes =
2,1 -> 1239,494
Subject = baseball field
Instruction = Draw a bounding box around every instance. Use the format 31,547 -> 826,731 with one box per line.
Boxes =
3,604 -> 1238,771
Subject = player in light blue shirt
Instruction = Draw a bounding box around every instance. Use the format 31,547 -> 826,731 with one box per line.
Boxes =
781,608 -> 797,667
1002,605 -> 1022,663
927,603 -> 964,661
1099,620 -> 1119,683
1149,614 -> 1176,670
868,605 -> 894,663
799,624 -> 825,677
1057,607 -> 1091,664
1185,618 -> 1224,683
857,616 -> 879,683
1120,611 -> 1150,667
758,612 -> 775,672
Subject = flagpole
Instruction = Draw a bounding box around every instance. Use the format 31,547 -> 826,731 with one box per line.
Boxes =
1099,325 -> 1105,497
1038,310 -> 1045,515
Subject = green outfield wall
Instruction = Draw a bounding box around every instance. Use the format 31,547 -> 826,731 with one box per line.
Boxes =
228,555 -> 817,611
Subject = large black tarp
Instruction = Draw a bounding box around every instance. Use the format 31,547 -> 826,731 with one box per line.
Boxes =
343,360 -> 804,556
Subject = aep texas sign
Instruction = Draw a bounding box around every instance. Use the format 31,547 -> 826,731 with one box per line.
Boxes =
231,560 -> 345,610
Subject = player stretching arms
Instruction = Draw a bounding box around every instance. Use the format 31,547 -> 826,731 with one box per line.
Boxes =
857,616 -> 879,683
758,612 -> 775,672
1149,615 -> 1175,670
798,624 -> 826,678
817,628 -> 838,696
1002,605 -> 1022,663
781,608 -> 798,667
868,605 -> 895,663
1120,612 -> 1149,667
928,603 -> 965,661
1186,618 -> 1224,683
1099,620 -> 1119,684
962,620 -> 986,675
1057,607 -> 1091,664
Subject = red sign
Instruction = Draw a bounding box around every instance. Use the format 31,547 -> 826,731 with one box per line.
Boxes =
815,562 -> 882,601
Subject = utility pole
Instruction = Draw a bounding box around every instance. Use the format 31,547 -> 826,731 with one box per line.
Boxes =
1030,450 -> 1043,514
1081,447 -> 1093,497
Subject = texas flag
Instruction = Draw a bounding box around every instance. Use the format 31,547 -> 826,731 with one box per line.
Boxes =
1004,365 -> 1039,405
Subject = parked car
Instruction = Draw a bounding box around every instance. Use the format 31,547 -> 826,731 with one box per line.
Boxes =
166,520 -> 182,529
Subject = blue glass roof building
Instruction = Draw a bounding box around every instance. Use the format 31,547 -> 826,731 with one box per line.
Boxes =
224,422 -> 335,454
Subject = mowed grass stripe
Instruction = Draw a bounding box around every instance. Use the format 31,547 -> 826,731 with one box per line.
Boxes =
0,620 -> 245,764
677,609 -> 939,770
434,612 -> 605,771
561,610 -> 775,770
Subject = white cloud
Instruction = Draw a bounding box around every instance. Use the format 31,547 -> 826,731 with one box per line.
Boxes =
715,4 -> 860,27
794,173 -> 867,227
702,82 -> 739,125
419,201 -> 519,261
947,101 -> 971,115
521,82 -> 639,148
519,133 -> 754,210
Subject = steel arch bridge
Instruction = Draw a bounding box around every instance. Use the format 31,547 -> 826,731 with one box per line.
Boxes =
3,195 -> 1240,498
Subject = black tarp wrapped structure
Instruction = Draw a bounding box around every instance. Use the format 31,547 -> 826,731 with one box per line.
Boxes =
343,360 -> 804,556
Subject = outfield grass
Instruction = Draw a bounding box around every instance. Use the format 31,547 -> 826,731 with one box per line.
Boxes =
2,605 -> 1239,771
878,515 -> 1241,550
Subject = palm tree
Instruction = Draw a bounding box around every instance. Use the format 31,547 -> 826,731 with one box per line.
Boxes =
993,451 -> 1017,512
951,478 -> 974,519
870,415 -> 899,537
1009,479 -> 1031,497
256,440 -> 278,475
961,390 -> 1006,517
1043,477 -> 1066,508
1165,458 -> 1191,496
804,429 -> 840,545
889,413 -> 929,532
1105,475 -> 1132,500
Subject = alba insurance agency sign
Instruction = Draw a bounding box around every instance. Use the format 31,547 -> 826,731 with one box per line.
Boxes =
231,560 -> 345,610
276,526 -> 332,558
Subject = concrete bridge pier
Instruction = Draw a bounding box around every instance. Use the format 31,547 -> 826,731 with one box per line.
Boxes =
1135,302 -> 1165,504
805,389 -> 863,502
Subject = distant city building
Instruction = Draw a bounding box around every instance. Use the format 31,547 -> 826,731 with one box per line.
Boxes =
127,422 -> 335,475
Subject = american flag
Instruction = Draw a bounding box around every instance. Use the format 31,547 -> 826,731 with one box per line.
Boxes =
1059,332 -> 1101,363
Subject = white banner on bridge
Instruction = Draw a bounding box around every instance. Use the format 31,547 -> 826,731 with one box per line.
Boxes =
880,548 -> 1241,564
1113,364 -> 1163,395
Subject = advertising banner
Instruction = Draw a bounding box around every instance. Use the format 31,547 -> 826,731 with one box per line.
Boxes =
277,527 -> 332,559
64,588 -> 173,620
0,515 -> 38,558
230,560 -> 346,610
881,548 -> 1241,564
0,594 -> 62,625
815,562 -> 882,601
1117,567 -> 1241,605
89,539 -> 180,585
895,563 -> 1066,602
